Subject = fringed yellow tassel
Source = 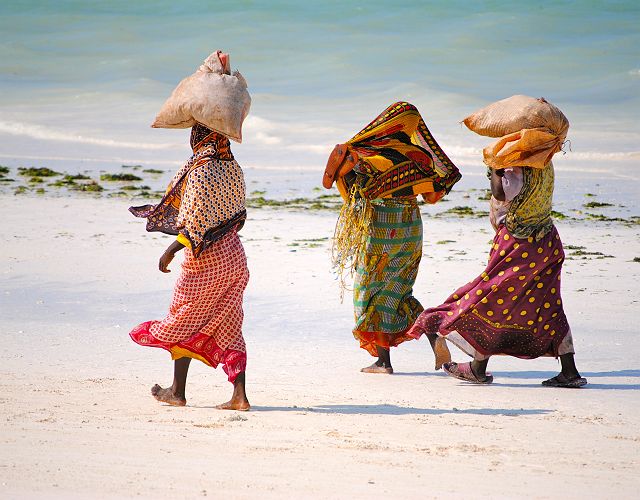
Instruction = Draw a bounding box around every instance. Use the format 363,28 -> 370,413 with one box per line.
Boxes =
331,185 -> 373,301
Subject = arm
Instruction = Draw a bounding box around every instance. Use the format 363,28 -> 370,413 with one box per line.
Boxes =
490,168 -> 506,201
159,239 -> 185,273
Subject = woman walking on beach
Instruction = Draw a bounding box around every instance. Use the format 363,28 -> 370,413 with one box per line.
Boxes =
408,96 -> 587,387
323,102 -> 461,373
129,51 -> 252,409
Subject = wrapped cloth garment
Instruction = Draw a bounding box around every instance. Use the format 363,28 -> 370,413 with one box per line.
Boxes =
488,163 -> 555,241
336,101 -> 461,201
324,102 -> 461,356
353,199 -> 424,355
409,161 -> 575,360
130,124 -> 246,257
329,101 -> 461,290
408,225 -> 573,359
130,232 -> 249,383
129,123 -> 250,382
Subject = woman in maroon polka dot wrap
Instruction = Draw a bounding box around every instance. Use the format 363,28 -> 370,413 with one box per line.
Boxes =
408,161 -> 587,388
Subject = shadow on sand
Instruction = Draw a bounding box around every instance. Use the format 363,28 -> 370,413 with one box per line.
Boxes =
249,404 -> 552,416
489,369 -> 640,390
394,369 -> 640,390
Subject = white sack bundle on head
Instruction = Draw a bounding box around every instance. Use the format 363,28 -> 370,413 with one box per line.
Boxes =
152,51 -> 251,143
463,95 -> 569,170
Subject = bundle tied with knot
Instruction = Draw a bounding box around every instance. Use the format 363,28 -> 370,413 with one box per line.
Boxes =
152,50 -> 251,143
463,95 -> 569,169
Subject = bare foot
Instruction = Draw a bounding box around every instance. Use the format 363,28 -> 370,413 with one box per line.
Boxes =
215,397 -> 250,411
151,384 -> 186,406
433,337 -> 451,371
361,362 -> 393,374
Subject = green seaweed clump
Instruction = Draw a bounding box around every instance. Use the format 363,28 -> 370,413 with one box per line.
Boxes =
583,201 -> 613,208
584,213 -> 626,223
18,167 -> 61,177
551,210 -> 569,220
0,165 -> 13,182
143,168 -> 164,174
71,181 -> 104,192
100,173 -> 142,182
565,245 -> 614,259
443,206 -> 475,216
49,174 -> 92,187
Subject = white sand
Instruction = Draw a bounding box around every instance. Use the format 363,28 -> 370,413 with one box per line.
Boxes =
1,195 -> 640,499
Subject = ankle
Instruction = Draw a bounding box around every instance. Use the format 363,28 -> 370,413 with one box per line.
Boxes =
561,369 -> 580,380
171,386 -> 185,399
470,361 -> 487,378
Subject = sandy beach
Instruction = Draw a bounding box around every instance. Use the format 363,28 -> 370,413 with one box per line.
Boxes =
1,177 -> 639,498
1,3 -> 639,496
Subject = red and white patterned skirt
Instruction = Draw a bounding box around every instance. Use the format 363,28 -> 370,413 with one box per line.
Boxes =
130,231 -> 249,383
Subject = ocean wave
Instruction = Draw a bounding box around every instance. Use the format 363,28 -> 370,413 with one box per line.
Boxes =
0,121 -> 179,150
285,143 -> 333,154
243,115 -> 343,148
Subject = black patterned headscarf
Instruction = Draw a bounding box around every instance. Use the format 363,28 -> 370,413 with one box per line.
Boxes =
189,122 -> 234,158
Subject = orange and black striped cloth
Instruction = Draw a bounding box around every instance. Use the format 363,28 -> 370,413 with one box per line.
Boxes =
337,101 -> 461,202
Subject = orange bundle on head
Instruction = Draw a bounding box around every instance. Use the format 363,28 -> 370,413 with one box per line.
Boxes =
463,95 -> 569,169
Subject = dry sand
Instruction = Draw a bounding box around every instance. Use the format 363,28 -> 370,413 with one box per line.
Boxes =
1,195 -> 639,499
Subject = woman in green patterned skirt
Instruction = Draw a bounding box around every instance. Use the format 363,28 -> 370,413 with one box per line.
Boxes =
322,102 -> 461,373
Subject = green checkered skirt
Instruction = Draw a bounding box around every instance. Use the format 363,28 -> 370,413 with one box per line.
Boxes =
352,198 -> 424,355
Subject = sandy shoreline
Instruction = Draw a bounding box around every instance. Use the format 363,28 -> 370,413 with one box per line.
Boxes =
1,195 -> 640,499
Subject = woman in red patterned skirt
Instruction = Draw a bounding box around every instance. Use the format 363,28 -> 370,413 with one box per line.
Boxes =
408,162 -> 587,388
129,121 -> 251,410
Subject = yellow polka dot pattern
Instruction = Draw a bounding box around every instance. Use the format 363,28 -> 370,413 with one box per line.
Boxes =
408,224 -> 570,359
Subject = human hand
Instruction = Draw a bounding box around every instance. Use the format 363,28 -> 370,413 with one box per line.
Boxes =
159,250 -> 175,273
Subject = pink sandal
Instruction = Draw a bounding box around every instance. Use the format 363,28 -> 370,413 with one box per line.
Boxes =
443,362 -> 493,384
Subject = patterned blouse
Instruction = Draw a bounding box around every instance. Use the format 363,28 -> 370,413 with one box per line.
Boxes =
130,124 -> 246,257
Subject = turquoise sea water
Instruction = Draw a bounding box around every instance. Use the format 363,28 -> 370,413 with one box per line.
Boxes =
0,1 -> 639,179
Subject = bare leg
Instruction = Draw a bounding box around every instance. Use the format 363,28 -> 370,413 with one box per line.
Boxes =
471,358 -> 490,380
216,372 -> 250,411
426,333 -> 451,370
559,353 -> 581,379
151,357 -> 191,406
542,354 -> 587,387
361,346 -> 393,374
